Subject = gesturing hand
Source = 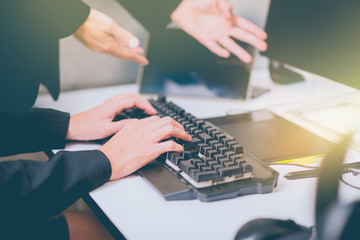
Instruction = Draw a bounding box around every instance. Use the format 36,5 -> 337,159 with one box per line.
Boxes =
99,116 -> 192,180
74,9 -> 149,65
171,0 -> 268,63
67,93 -> 157,141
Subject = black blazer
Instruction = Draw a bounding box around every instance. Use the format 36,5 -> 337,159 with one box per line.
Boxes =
0,0 -> 112,233
0,108 -> 111,224
0,0 -> 90,115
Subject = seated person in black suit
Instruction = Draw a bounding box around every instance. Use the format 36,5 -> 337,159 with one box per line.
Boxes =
0,1 -> 267,239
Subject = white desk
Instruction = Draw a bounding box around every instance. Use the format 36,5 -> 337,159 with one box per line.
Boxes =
35,69 -> 360,240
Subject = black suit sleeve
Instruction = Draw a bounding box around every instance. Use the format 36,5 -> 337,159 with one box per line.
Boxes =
0,108 -> 70,157
0,150 -> 111,221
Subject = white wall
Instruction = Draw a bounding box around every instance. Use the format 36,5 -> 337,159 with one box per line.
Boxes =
56,0 -> 270,92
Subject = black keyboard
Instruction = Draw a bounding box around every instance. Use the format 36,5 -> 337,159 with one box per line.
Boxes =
111,96 -> 278,202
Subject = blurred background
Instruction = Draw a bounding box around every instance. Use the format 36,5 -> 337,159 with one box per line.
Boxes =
54,0 -> 271,92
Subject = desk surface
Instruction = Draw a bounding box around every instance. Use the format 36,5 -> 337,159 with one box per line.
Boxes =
35,69 -> 360,240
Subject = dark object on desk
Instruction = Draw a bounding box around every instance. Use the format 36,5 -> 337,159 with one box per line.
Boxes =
111,96 -> 278,202
118,0 -> 254,100
284,162 -> 360,180
269,60 -> 304,84
236,133 -> 359,240
234,218 -> 313,240
262,0 -> 360,90
315,133 -> 360,240
206,110 -> 335,163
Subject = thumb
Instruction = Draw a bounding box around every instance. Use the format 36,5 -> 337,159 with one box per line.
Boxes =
110,22 -> 140,49
217,0 -> 233,20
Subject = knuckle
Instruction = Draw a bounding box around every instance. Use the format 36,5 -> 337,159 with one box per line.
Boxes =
163,116 -> 173,124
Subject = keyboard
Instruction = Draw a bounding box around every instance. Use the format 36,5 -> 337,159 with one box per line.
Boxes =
111,96 -> 279,202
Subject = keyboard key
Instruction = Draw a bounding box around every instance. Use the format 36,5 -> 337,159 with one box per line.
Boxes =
201,146 -> 212,156
193,129 -> 203,136
218,166 -> 243,177
197,143 -> 208,153
216,133 -> 227,142
218,146 -> 228,155
183,137 -> 202,150
206,150 -> 218,158
193,171 -> 219,182
194,120 -> 205,128
179,160 -> 196,174
198,132 -> 212,144
213,154 -> 225,161
217,157 -> 231,166
225,140 -> 237,148
181,150 -> 198,159
208,140 -> 218,147
212,143 -> 223,151
173,155 -> 185,165
231,144 -> 244,154
243,163 -> 253,173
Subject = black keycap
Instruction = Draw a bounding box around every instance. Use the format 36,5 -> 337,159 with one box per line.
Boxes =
197,143 -> 208,153
183,137 -> 201,150
224,151 -> 236,159
235,158 -> 246,166
203,157 -> 214,164
216,133 -> 227,141
213,143 -> 223,151
225,140 -> 237,148
218,157 -> 231,166
213,154 -> 225,161
201,146 -> 212,156
208,140 -> 218,147
230,154 -> 242,162
193,130 -> 203,136
181,150 -> 198,159
218,166 -> 243,177
210,130 -> 222,138
179,160 -> 196,173
231,144 -> 244,154
157,95 -> 167,103
198,132 -> 212,144
193,171 -> 219,182
196,163 -> 208,170
166,152 -> 178,162
113,113 -> 130,121
218,146 -> 228,155
200,166 -> 212,172
194,120 -> 205,128
202,124 -> 213,133
221,137 -> 234,146
191,158 -> 203,166
205,127 -> 217,135
207,160 -> 219,168
243,164 -> 253,173
188,126 -> 198,134
206,150 -> 218,158
173,156 -> 185,165
224,162 -> 236,167
211,164 -> 223,171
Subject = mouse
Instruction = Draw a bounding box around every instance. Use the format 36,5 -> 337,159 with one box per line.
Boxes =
234,218 -> 314,240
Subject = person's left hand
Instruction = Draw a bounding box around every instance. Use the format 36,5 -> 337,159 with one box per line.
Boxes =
74,9 -> 149,65
171,0 -> 268,63
66,92 -> 157,141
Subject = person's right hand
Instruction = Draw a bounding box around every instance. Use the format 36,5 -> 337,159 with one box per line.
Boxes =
99,116 -> 191,181
171,0 -> 268,63
74,9 -> 148,65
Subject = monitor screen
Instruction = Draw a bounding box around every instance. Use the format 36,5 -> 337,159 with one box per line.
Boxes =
139,29 -> 254,100
117,0 -> 255,100
262,0 -> 360,89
